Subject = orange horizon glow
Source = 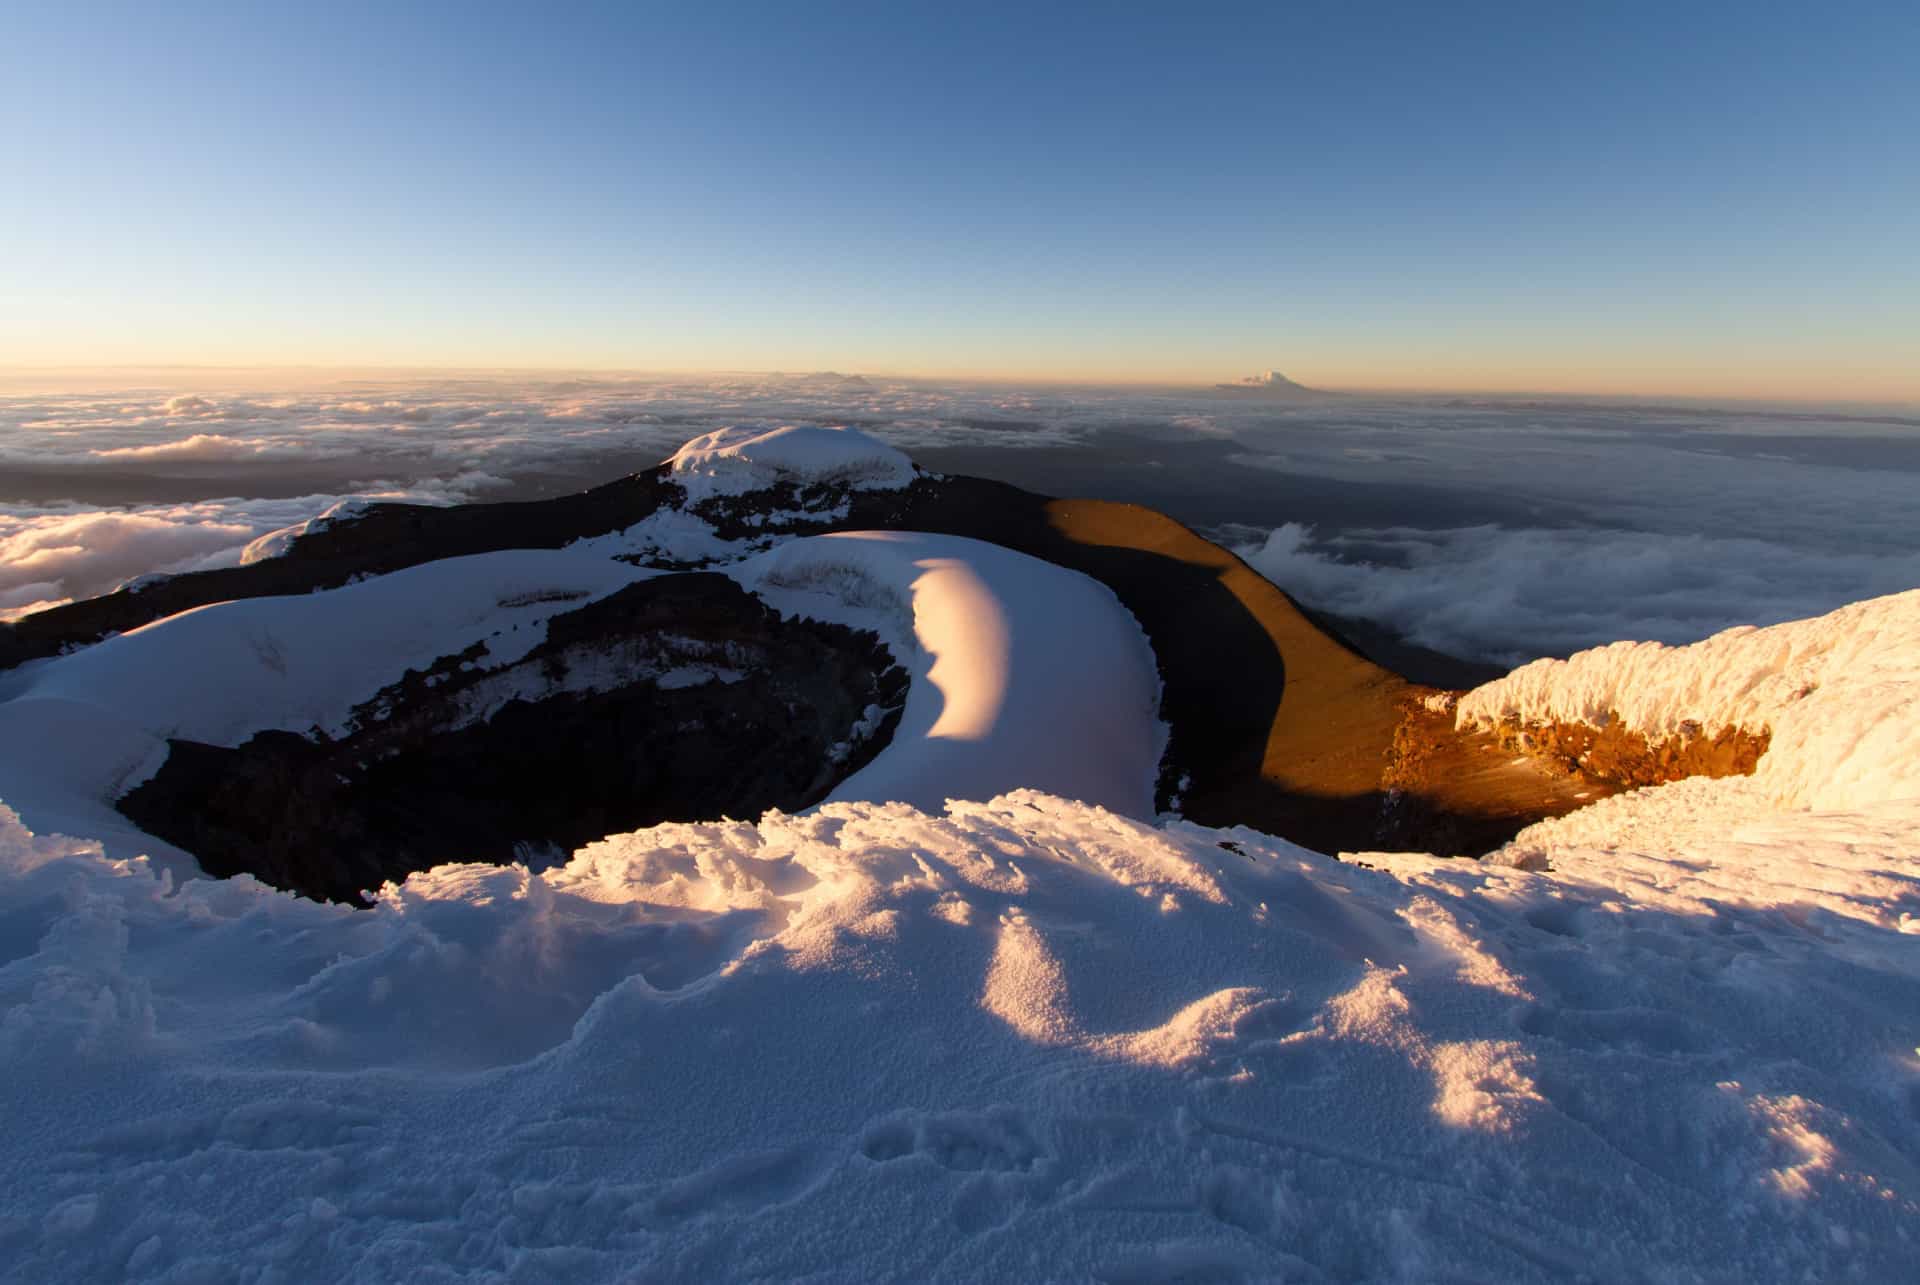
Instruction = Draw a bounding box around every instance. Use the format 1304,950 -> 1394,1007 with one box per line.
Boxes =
0,357 -> 1914,407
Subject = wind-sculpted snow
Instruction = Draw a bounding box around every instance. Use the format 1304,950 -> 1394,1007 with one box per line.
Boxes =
0,521 -> 1165,877
1458,588 -> 1920,813
733,532 -> 1165,817
1,790 -> 1915,1281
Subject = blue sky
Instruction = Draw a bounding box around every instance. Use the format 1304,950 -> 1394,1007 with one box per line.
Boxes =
3,0 -> 1915,395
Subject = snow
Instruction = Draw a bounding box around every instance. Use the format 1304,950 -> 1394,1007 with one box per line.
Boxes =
1,784 -> 1915,1280
239,497 -> 384,564
445,645 -> 746,731
2,429 -> 1918,1278
665,424 -> 916,501
565,505 -> 749,566
733,532 -> 1166,817
3,550 -> 656,747
1458,588 -> 1920,812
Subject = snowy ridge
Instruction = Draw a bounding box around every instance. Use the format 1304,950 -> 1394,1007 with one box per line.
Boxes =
3,550 -> 658,748
1457,588 -> 1920,811
666,424 -> 916,502
239,497 -> 387,565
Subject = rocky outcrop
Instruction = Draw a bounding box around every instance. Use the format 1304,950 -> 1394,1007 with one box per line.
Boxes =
119,575 -> 907,904
1473,710 -> 1770,790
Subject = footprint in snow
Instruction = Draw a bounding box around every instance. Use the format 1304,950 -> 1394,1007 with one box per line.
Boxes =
858,1106 -> 1043,1173
646,1144 -> 833,1223
859,1107 -> 1054,1234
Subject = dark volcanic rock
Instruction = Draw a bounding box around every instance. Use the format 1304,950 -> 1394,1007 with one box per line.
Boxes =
119,574 -> 907,904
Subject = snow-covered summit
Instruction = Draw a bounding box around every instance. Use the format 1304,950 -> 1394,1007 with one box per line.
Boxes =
665,424 -> 916,501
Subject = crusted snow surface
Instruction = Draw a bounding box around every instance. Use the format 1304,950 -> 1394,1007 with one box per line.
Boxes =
1458,588 -> 1920,812
666,424 -> 916,501
732,531 -> 1165,818
1,788 -> 1915,1281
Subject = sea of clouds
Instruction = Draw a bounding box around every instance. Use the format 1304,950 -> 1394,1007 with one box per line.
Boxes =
1228,522 -> 1920,666
4,373 -> 1916,664
0,489 -> 484,620
0,373 -> 1080,616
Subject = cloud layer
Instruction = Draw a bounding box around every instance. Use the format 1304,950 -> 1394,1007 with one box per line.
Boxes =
1230,522 -> 1920,666
0,375 -> 1095,490
4,376 -> 1916,657
0,482 -> 492,620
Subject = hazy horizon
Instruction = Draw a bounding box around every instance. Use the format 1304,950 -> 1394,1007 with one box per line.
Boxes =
6,1 -> 1916,401
1,364 -> 1916,409
7,371 -> 1917,665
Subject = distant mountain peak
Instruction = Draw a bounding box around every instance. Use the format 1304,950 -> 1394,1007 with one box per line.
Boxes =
1213,369 -> 1320,396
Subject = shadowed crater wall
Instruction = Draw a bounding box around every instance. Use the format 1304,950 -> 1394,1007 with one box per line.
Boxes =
119,574 -> 908,904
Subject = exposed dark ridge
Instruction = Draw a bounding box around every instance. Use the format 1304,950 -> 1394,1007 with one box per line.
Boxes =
1289,602 -> 1506,692
824,481 -> 1617,854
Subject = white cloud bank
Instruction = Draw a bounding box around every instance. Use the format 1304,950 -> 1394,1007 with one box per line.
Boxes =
5,377 -> 1916,657
86,433 -> 330,463
0,478 -> 503,620
0,377 -> 1093,620
0,377 -> 1088,483
1231,522 -> 1920,666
